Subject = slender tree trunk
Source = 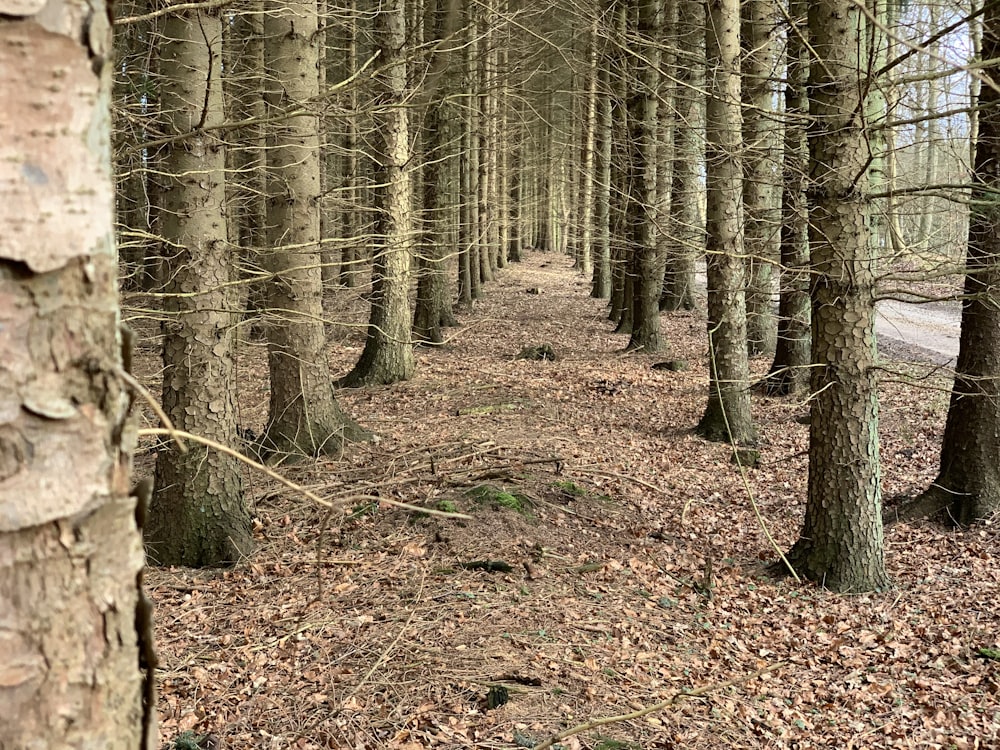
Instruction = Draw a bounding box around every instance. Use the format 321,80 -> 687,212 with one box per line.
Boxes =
742,0 -> 780,355
0,4 -> 148,744
341,0 -> 363,288
148,7 -> 252,567
608,0 -> 630,325
341,0 -> 416,386
592,53 -> 613,298
626,0 -> 664,352
262,0 -> 368,457
696,0 -> 755,444
782,0 -> 889,592
765,0 -> 810,395
660,0 -> 704,311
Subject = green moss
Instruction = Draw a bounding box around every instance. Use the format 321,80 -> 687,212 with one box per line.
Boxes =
595,739 -> 640,750
464,484 -> 531,515
435,499 -> 459,513
552,480 -> 586,497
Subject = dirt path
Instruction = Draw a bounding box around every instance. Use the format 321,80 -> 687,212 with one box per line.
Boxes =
876,299 -> 960,365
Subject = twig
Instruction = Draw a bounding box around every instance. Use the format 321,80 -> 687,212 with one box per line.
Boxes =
532,662 -> 786,750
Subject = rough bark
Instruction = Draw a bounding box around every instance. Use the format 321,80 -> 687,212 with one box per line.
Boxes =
592,56 -> 613,299
781,0 -> 889,592
0,5 -> 147,744
341,0 -> 416,386
147,8 -> 252,568
625,0 -> 664,353
696,0 -> 755,445
765,0 -> 810,396
262,0 -> 368,458
660,0 -> 703,311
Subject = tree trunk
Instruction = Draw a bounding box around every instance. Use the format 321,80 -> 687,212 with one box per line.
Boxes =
765,0 -> 810,396
413,0 -> 460,344
905,0 -> 1000,525
0,6 -> 148,744
592,52 -> 613,298
148,7 -> 252,567
625,0 -> 664,353
782,0 -> 889,592
742,0 -> 780,356
660,0 -> 703,311
341,0 -> 416,386
262,0 -> 368,457
696,0 -> 755,445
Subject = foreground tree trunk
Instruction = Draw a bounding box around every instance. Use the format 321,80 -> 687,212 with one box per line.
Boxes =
147,7 -> 252,567
262,0 -> 368,457
0,5 -> 148,744
781,0 -> 889,592
902,1 -> 1000,525
341,0 -> 416,385
696,0 -> 755,444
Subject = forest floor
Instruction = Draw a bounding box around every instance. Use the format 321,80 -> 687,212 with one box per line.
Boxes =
137,252 -> 1000,750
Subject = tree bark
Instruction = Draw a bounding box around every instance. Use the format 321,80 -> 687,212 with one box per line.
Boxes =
341,0 -> 416,386
782,0 -> 889,592
0,6 -> 148,744
696,0 -> 755,444
262,0 -> 368,457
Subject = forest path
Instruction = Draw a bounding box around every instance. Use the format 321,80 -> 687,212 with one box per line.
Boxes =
875,298 -> 960,365
145,252 -> 998,750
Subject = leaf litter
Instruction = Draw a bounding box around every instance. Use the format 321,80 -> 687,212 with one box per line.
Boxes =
138,252 -> 1000,749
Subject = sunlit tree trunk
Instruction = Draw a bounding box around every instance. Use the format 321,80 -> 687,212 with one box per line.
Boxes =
696,0 -> 755,444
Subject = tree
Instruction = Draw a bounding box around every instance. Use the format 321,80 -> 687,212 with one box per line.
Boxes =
413,0 -> 461,344
146,6 -> 252,567
262,0 -> 368,457
764,0 -> 810,396
902,0 -> 1000,526
696,0 -> 755,444
341,0 -> 417,386
781,0 -> 889,592
741,0 -> 780,356
0,4 -> 148,744
659,0 -> 704,312
625,0 -> 665,353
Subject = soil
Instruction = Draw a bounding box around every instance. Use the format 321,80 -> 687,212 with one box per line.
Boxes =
138,253 -> 1000,750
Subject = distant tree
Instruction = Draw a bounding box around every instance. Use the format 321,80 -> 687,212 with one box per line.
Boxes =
902,0 -> 1000,525
0,3 -> 147,743
413,0 -> 461,344
147,6 -> 252,566
659,0 -> 704,312
696,0 -> 755,444
625,0 -> 665,353
591,7 -> 615,299
765,0 -> 810,396
741,0 -> 780,356
341,0 -> 417,386
262,0 -> 368,457
781,0 -> 889,592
